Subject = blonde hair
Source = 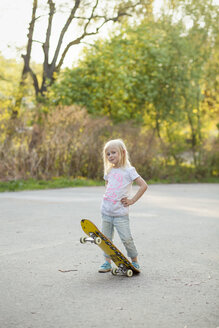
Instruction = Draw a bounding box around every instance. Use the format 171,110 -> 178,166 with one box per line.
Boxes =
103,139 -> 131,175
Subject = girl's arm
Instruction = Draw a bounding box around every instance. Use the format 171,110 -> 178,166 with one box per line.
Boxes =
121,177 -> 148,207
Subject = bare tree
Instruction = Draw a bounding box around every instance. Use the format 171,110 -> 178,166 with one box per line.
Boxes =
16,0 -> 151,108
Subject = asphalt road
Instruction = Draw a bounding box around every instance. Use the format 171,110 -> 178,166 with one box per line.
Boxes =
0,184 -> 219,328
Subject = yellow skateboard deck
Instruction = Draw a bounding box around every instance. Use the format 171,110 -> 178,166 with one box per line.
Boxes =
80,219 -> 140,277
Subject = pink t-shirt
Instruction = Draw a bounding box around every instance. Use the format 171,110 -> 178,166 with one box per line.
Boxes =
101,166 -> 139,216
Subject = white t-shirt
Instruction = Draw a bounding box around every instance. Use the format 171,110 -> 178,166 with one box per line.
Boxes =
101,166 -> 140,217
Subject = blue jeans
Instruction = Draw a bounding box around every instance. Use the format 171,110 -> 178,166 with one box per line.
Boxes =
102,214 -> 138,259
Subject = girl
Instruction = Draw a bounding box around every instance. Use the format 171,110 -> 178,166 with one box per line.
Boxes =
99,139 -> 148,273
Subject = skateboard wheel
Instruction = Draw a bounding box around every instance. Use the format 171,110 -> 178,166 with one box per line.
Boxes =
94,236 -> 101,245
111,268 -> 118,275
126,269 -> 133,277
80,236 -> 87,244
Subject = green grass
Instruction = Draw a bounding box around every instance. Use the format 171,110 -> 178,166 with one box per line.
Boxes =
0,176 -> 218,192
0,177 -> 103,192
148,177 -> 219,184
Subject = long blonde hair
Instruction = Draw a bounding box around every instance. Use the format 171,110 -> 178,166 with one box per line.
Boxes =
103,139 -> 131,175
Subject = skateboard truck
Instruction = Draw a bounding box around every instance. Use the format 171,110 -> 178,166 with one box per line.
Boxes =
111,264 -> 133,277
80,234 -> 102,245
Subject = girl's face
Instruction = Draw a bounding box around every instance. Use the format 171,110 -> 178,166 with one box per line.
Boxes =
106,147 -> 120,167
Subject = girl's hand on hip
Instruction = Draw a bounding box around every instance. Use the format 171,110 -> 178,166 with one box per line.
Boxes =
121,197 -> 134,207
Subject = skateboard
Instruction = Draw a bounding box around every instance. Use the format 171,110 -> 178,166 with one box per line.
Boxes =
80,219 -> 140,277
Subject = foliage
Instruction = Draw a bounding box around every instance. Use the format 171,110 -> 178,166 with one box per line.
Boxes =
0,55 -> 23,112
0,106 -> 218,183
14,0 -> 152,110
0,54 -> 44,123
50,4 -> 219,168
0,0 -> 218,184
51,16 -> 218,129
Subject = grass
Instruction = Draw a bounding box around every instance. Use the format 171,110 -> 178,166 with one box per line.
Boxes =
148,176 -> 219,184
0,176 -> 218,192
0,177 -> 103,192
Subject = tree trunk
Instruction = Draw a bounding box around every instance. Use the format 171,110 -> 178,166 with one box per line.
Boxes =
14,0 -> 38,116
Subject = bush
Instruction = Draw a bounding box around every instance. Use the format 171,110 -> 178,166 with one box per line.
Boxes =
0,106 -> 218,183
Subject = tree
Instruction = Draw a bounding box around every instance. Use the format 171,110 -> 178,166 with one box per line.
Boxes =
14,0 -> 152,114
50,18 -> 187,124
0,55 -> 23,119
50,5 -> 218,168
169,0 -> 219,167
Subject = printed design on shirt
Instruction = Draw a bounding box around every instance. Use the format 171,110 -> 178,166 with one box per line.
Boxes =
104,172 -> 123,204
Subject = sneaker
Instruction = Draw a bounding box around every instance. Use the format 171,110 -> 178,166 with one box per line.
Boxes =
132,261 -> 140,270
98,261 -> 112,273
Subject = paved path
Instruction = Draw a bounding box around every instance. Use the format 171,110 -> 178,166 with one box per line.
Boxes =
0,184 -> 218,328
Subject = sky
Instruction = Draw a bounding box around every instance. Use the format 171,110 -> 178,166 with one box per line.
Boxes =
0,0 -> 164,68
1,0 -> 218,68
